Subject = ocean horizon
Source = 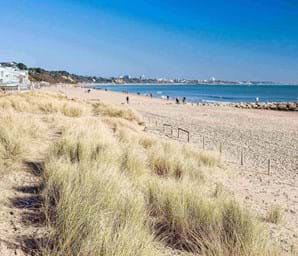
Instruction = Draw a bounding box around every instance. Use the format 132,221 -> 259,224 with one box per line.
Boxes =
92,84 -> 298,103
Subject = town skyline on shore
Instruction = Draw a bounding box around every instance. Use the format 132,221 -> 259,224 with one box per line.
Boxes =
2,61 -> 298,85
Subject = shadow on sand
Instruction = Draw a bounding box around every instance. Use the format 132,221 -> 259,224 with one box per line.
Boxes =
11,161 -> 49,255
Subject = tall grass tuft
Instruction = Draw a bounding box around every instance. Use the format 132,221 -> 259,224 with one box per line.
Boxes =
93,102 -> 144,124
43,119 -> 158,256
266,205 -> 283,224
0,110 -> 45,173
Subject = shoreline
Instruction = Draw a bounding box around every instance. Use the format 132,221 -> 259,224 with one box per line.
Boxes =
81,82 -> 298,86
81,85 -> 298,111
39,84 -> 298,253
82,84 -> 298,106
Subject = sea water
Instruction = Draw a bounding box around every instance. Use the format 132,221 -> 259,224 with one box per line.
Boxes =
92,84 -> 298,103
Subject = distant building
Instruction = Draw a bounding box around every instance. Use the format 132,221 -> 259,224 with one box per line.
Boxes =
210,77 -> 216,83
0,65 -> 30,89
119,75 -> 130,80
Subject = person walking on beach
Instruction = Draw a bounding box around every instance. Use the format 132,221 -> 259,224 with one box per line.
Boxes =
126,96 -> 129,104
182,97 -> 186,104
176,98 -> 180,104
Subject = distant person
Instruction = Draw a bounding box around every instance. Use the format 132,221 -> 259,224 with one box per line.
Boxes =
256,97 -> 259,104
126,96 -> 129,104
150,93 -> 153,98
182,97 -> 186,104
87,89 -> 91,93
137,92 -> 140,95
167,96 -> 169,100
176,98 -> 180,104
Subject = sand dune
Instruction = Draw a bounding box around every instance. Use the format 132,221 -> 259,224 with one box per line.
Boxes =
41,85 -> 298,254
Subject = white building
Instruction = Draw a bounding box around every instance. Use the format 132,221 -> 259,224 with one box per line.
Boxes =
0,65 -> 30,89
210,77 -> 216,82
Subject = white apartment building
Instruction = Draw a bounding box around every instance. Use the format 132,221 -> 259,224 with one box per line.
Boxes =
0,65 -> 30,89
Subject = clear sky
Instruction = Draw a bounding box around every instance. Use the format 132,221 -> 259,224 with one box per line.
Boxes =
1,0 -> 298,82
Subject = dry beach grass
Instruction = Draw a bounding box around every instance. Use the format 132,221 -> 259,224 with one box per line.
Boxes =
0,91 -> 283,255
41,85 -> 298,254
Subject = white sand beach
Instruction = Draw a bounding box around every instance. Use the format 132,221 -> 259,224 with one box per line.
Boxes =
41,85 -> 298,254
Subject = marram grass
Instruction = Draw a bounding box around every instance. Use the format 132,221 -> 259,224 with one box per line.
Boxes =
0,92 -> 279,255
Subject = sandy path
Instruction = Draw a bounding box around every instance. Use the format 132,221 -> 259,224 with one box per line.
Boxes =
0,167 -> 43,255
0,116 -> 59,256
42,85 -> 298,254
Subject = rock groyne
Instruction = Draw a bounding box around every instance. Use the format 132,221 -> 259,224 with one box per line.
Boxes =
194,102 -> 298,111
232,102 -> 298,111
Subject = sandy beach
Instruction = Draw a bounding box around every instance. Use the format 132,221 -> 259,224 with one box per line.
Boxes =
40,85 -> 298,254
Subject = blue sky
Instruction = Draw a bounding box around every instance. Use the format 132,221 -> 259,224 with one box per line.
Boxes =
1,0 -> 298,82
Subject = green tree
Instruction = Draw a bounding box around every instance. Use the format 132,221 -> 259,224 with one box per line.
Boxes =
17,63 -> 28,70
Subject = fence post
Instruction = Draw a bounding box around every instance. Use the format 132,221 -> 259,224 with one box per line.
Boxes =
240,149 -> 244,165
219,142 -> 222,155
268,159 -> 271,175
178,128 -> 180,138
171,126 -> 173,136
187,132 -> 190,142
202,136 -> 205,150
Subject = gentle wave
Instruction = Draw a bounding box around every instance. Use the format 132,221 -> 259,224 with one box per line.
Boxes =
92,84 -> 298,103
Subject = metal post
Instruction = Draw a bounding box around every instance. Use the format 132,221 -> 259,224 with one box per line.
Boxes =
268,159 -> 271,175
178,128 -> 180,138
203,136 -> 205,150
171,127 -> 173,136
241,149 -> 244,165
219,142 -> 222,155
187,132 -> 190,142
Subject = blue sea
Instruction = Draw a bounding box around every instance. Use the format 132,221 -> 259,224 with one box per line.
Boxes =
92,84 -> 298,103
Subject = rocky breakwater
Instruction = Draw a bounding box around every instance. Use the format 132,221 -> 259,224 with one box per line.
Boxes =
232,102 -> 298,111
193,102 -> 298,111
